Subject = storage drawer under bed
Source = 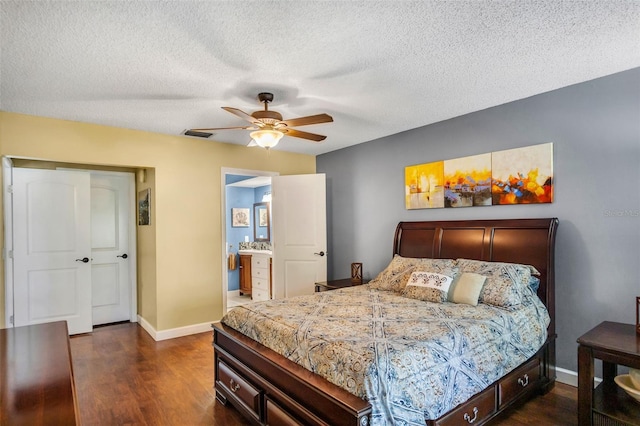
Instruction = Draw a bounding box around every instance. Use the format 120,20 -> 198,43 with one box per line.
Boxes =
498,357 -> 540,408
216,360 -> 262,421
434,386 -> 496,426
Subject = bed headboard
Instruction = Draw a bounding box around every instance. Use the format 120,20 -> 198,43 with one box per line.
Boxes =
393,218 -> 559,335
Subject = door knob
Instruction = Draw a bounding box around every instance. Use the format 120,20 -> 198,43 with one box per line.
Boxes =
313,251 -> 326,257
117,254 -> 128,259
75,257 -> 89,263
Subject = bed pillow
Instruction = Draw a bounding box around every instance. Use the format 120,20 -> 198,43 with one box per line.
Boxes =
528,276 -> 541,294
448,272 -> 486,306
402,270 -> 457,302
368,255 -> 457,293
456,258 -> 536,309
368,255 -> 417,292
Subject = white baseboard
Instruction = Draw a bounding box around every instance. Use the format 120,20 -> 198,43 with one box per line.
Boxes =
556,367 -> 578,387
555,366 -> 601,388
137,315 -> 213,341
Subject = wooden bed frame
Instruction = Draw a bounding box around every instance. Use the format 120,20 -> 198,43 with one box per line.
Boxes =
213,218 -> 559,426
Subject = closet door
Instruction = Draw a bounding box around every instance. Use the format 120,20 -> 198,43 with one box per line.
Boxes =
90,172 -> 133,325
12,168 -> 92,334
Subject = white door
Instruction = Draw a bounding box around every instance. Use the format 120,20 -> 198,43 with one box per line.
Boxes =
90,172 -> 133,325
272,173 -> 327,299
12,168 -> 92,334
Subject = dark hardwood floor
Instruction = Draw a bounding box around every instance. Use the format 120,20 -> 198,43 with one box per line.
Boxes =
70,322 -> 577,425
70,322 -> 250,425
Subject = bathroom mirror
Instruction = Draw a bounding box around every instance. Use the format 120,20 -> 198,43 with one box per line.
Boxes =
253,202 -> 270,242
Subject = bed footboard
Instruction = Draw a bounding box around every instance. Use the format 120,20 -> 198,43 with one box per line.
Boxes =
213,322 -> 372,426
214,323 -> 554,426
427,337 -> 555,426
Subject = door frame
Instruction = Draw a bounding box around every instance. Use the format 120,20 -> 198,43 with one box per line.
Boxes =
220,167 -> 278,313
2,158 -> 138,327
3,157 -> 14,326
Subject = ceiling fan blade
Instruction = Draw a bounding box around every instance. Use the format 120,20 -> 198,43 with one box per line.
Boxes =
222,107 -> 262,125
279,113 -> 333,128
189,126 -> 256,131
282,128 -> 327,142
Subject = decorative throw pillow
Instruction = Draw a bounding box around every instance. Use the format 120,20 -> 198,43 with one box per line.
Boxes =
402,270 -> 456,302
379,265 -> 417,293
456,258 -> 536,309
368,255 -> 457,293
448,272 -> 486,306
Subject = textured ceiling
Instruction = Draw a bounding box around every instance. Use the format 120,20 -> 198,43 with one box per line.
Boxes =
1,1 -> 639,156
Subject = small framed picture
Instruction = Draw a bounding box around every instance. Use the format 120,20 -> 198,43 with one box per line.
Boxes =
259,207 -> 268,227
138,189 -> 151,226
232,208 -> 250,227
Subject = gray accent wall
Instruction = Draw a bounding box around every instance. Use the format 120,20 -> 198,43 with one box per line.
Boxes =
317,67 -> 640,373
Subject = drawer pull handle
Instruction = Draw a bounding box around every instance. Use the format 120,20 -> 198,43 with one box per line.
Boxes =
229,378 -> 240,393
463,407 -> 478,424
518,374 -> 529,387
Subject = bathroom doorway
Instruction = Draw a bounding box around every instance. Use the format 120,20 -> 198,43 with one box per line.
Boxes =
221,168 -> 277,312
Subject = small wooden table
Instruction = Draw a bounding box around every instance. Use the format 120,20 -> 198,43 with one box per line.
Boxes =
577,321 -> 640,426
0,321 -> 80,425
314,278 -> 366,292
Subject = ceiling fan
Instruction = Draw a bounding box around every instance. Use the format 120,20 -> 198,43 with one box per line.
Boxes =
190,92 -> 333,149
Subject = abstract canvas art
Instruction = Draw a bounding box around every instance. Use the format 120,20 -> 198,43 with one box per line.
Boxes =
444,153 -> 492,208
491,143 -> 553,204
405,161 -> 444,209
405,143 -> 553,209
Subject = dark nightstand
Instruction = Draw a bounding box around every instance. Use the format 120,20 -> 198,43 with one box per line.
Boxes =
314,278 -> 367,292
577,321 -> 640,426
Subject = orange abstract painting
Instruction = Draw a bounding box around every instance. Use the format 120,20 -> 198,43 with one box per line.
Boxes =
444,153 -> 492,208
404,143 -> 553,210
405,161 -> 444,209
491,143 -> 553,205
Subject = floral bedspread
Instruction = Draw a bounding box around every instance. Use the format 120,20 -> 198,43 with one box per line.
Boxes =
221,285 -> 550,425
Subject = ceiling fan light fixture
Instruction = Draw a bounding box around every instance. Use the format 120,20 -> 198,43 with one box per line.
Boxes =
198,93 -> 331,146
250,129 -> 284,149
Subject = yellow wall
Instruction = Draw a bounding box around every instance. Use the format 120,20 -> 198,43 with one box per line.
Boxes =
0,111 -> 316,330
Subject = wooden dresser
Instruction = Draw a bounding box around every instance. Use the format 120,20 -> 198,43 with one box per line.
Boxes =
0,321 -> 80,425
